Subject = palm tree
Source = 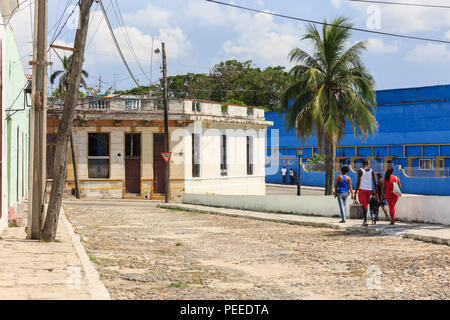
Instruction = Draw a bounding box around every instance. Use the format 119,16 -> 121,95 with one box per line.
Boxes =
281,16 -> 378,195
50,55 -> 89,95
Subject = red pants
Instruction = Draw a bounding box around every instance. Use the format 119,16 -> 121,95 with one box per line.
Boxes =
358,189 -> 372,209
385,193 -> 398,223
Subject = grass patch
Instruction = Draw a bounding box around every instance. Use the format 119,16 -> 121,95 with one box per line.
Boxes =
168,282 -> 189,289
175,242 -> 183,247
8,222 -> 19,228
89,255 -> 99,263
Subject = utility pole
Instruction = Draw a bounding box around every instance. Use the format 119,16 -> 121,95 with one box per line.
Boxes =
28,0 -> 48,240
42,0 -> 94,241
162,42 -> 170,203
98,75 -> 102,94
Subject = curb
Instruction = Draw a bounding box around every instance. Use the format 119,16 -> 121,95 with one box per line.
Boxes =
159,204 -> 450,246
61,211 -> 111,300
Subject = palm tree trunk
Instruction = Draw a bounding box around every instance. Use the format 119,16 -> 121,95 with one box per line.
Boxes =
324,133 -> 336,195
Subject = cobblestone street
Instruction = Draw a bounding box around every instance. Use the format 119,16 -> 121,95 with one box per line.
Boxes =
64,200 -> 450,300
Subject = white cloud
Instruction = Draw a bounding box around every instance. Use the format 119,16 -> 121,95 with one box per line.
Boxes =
8,2 -> 34,73
331,0 -> 342,9
366,38 -> 399,54
445,31 -> 450,41
406,43 -> 450,63
187,1 -> 304,67
123,4 -> 172,28
347,0 -> 450,34
84,9 -> 191,69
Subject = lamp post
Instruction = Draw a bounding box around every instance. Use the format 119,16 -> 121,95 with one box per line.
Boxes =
297,148 -> 304,196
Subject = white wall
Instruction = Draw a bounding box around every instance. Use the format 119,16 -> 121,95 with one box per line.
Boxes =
183,194 -> 450,226
0,22 -> 6,234
183,122 -> 267,195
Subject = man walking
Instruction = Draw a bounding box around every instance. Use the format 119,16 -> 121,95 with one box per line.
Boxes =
281,166 -> 288,184
289,168 -> 296,185
354,160 -> 377,226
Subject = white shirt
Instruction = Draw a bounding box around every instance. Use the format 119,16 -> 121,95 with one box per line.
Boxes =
360,168 -> 373,191
281,168 -> 287,176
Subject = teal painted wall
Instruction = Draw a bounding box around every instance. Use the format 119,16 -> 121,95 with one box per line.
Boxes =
4,24 -> 30,212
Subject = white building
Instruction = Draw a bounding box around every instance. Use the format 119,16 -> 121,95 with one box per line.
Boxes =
47,97 -> 273,200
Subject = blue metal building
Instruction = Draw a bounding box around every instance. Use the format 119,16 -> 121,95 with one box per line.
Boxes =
265,84 -> 450,195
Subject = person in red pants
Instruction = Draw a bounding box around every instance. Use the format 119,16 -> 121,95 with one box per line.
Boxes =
381,168 -> 402,225
354,160 -> 377,227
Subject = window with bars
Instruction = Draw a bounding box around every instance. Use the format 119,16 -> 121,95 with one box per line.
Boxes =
192,133 -> 201,177
192,101 -> 201,112
88,133 -> 110,178
220,135 -> 227,176
247,136 -> 254,175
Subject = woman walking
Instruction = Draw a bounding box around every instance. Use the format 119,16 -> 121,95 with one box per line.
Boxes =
381,168 -> 402,225
334,166 -> 354,223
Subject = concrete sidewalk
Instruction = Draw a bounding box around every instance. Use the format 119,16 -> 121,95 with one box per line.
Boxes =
160,203 -> 450,246
0,214 -> 110,300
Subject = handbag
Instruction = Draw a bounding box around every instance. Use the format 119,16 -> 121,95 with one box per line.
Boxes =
393,177 -> 402,197
350,200 -> 364,219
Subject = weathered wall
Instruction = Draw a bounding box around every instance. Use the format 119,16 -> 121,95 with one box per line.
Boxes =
2,24 -> 29,230
183,193 -> 450,226
183,122 -> 267,196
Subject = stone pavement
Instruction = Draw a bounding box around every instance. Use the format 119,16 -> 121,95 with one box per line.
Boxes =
160,203 -> 450,246
0,214 -> 110,300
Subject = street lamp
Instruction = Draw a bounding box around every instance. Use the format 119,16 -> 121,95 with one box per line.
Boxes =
297,148 -> 305,196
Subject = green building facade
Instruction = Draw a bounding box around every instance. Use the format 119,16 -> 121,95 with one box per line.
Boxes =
1,21 -> 30,232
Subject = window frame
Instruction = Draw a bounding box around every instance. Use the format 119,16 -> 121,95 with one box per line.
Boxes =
88,132 -> 111,179
220,134 -> 228,176
247,136 -> 254,176
419,158 -> 434,171
192,133 -> 201,178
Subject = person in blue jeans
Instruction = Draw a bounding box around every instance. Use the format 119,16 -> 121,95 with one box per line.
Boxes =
333,166 -> 354,223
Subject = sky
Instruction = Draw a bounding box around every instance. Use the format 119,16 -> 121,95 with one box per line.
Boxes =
8,0 -> 450,93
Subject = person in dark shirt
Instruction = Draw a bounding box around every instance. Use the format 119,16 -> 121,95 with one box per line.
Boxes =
369,192 -> 380,225
376,173 -> 389,220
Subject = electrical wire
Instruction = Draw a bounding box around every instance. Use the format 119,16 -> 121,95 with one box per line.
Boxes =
348,0 -> 450,9
204,0 -> 450,44
111,0 -> 150,82
98,0 -> 140,87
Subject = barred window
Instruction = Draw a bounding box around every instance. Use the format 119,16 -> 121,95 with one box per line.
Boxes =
88,133 -> 110,178
192,134 -> 201,177
247,136 -> 254,175
220,135 -> 227,176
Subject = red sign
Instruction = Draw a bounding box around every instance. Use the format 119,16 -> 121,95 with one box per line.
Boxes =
161,152 -> 172,163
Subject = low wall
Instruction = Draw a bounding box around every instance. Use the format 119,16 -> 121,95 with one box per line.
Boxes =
183,193 -> 450,226
267,164 -> 450,196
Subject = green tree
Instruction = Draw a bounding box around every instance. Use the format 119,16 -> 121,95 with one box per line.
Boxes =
50,55 -> 89,93
281,17 -> 378,195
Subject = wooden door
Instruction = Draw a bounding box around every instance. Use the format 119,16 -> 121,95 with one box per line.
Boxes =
125,133 -> 141,194
153,133 -> 165,194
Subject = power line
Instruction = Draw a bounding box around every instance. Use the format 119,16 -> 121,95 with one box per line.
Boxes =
111,0 -> 150,82
98,0 -> 140,87
49,0 -> 80,51
348,0 -> 450,9
86,0 -> 112,49
204,0 -> 450,44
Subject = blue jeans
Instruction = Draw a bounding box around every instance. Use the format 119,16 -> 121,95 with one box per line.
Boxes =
337,193 -> 348,221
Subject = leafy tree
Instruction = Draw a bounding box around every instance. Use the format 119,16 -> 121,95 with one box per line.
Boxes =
281,17 -> 378,195
50,55 -> 89,93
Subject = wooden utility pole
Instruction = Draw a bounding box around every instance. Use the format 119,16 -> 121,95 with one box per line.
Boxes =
162,42 -> 170,203
28,0 -> 48,240
42,0 -> 94,241
69,133 -> 80,199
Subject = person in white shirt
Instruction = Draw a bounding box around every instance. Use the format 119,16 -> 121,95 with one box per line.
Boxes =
281,166 -> 288,184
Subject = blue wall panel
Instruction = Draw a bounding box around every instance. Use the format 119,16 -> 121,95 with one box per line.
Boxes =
266,84 -> 450,195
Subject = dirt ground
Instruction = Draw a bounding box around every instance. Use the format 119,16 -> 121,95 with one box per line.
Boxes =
64,200 -> 450,300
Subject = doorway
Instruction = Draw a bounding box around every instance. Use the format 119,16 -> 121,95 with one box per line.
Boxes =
153,133 -> 166,195
125,133 -> 141,195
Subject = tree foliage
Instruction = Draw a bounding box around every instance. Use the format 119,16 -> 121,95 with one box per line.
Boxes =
280,16 -> 378,194
114,60 -> 289,111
